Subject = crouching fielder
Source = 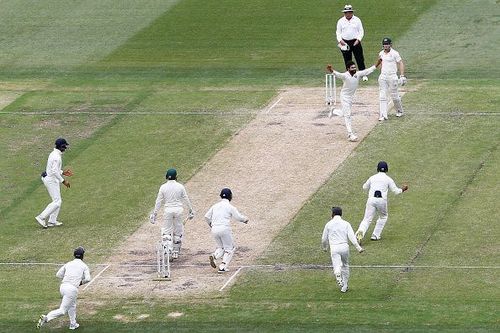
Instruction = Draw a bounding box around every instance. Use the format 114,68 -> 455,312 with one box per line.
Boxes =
37,247 -> 91,330
322,207 -> 364,293
205,188 -> 249,273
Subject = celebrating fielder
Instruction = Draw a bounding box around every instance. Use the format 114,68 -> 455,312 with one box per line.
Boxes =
35,138 -> 73,229
322,206 -> 364,293
150,168 -> 194,260
355,161 -> 408,243
326,61 -> 377,142
205,188 -> 249,273
378,37 -> 406,120
37,247 -> 90,330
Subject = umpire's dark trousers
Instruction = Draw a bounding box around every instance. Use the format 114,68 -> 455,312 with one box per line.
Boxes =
340,39 -> 366,70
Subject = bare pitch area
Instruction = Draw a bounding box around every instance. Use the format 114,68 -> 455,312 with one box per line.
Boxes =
84,86 -> 381,298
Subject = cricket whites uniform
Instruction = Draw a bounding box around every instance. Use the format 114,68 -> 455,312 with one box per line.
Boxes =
38,148 -> 65,224
336,15 -> 366,70
322,215 -> 362,291
45,259 -> 91,328
378,48 -> 404,119
205,198 -> 248,271
332,66 -> 376,137
357,172 -> 404,239
153,180 -> 193,255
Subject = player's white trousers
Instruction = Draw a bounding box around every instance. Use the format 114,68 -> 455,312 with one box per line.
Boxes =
211,226 -> 235,269
46,283 -> 78,326
340,94 -> 354,135
162,206 -> 184,238
378,74 -> 403,118
358,197 -> 388,238
329,243 -> 350,287
39,176 -> 62,223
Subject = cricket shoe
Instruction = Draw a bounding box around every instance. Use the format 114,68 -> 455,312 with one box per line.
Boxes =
341,284 -> 349,293
355,230 -> 364,245
328,108 -> 342,118
69,323 -> 80,330
378,116 -> 388,121
171,251 -> 179,260
396,111 -> 404,117
47,221 -> 63,227
370,235 -> 381,241
335,273 -> 344,288
35,216 -> 47,229
37,315 -> 47,329
218,267 -> 228,274
209,255 -> 217,268
348,134 -> 358,142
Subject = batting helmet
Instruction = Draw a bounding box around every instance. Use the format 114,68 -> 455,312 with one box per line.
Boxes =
220,188 -> 232,201
377,161 -> 389,172
382,37 -> 392,45
331,206 -> 343,216
55,138 -> 69,149
166,168 -> 177,180
74,246 -> 85,259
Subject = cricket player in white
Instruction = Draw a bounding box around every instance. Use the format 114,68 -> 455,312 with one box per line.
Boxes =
37,247 -> 91,330
205,188 -> 248,273
35,138 -> 73,228
378,37 -> 406,120
322,207 -> 364,293
327,61 -> 377,141
356,161 -> 408,243
150,168 -> 194,259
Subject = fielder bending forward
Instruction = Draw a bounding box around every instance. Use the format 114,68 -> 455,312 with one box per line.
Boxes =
37,247 -> 91,330
150,168 -> 194,260
322,206 -> 364,293
326,61 -> 377,142
355,161 -> 408,243
205,188 -> 249,273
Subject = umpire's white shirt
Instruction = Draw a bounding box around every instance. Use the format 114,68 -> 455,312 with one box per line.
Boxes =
336,15 -> 364,42
379,49 -> 402,75
363,172 -> 403,200
205,199 -> 247,229
322,216 -> 362,251
154,180 -> 193,211
45,148 -> 64,183
56,259 -> 91,288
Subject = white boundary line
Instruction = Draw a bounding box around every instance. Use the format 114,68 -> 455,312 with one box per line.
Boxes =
1,262 -> 498,269
219,266 -> 245,291
82,265 -> 109,291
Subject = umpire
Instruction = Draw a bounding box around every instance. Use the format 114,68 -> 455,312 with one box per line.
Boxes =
335,4 -> 368,81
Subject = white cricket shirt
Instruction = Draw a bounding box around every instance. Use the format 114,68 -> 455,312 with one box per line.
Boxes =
205,199 -> 248,229
321,216 -> 362,250
56,259 -> 91,288
336,15 -> 364,42
154,180 -> 193,212
45,148 -> 64,183
333,66 -> 376,98
379,48 -> 402,75
362,172 -> 403,200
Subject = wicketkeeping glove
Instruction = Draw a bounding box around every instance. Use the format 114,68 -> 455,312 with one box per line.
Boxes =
402,184 -> 409,192
149,213 -> 157,224
63,168 -> 73,177
326,64 -> 333,73
399,75 -> 407,86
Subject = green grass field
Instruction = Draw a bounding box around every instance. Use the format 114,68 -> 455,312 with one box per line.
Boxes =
0,0 -> 498,332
